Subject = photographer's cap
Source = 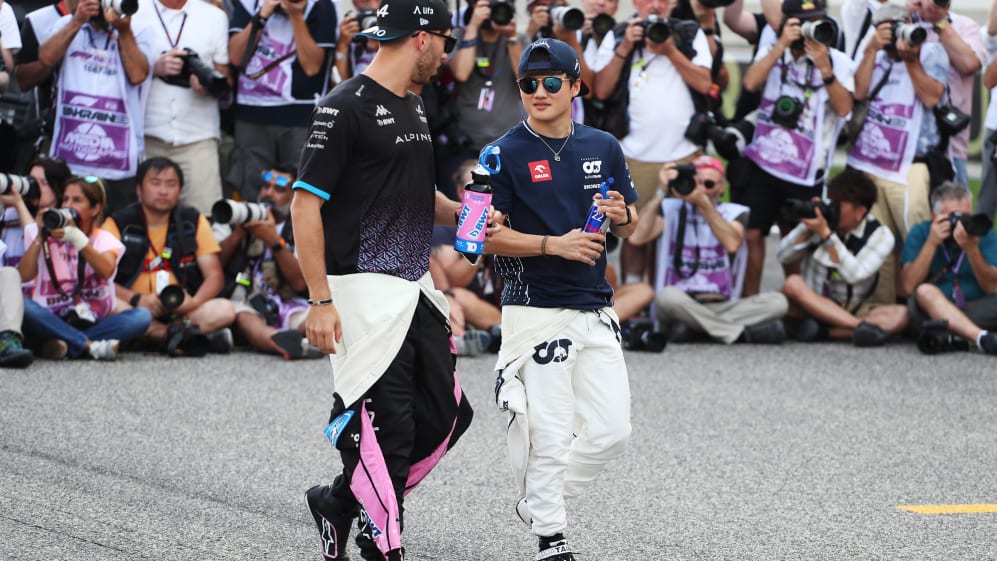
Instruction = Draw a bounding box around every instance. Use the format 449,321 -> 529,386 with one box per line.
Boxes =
782,0 -> 826,19
692,155 -> 726,178
357,0 -> 451,41
518,39 -> 590,96
872,3 -> 909,25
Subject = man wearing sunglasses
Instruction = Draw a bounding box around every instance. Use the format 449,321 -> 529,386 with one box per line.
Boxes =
292,1 -> 472,560
483,39 -> 636,561
629,155 -> 789,344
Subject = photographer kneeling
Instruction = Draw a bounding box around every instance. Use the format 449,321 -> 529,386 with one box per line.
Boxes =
900,182 -> 997,355
18,176 -> 152,360
629,156 -> 788,344
217,167 -> 321,360
779,169 -> 907,346
103,158 -> 236,356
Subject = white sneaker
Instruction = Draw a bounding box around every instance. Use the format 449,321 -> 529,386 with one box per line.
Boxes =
516,497 -> 532,528
88,339 -> 119,361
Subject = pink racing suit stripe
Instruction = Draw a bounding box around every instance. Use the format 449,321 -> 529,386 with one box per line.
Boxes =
350,400 -> 402,556
404,373 -> 464,494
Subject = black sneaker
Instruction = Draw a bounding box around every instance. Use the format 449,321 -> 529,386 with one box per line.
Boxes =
979,332 -> 997,355
852,321 -> 890,347
207,328 -> 234,354
796,318 -> 828,342
305,485 -> 357,560
740,320 -> 786,344
536,534 -> 575,561
272,329 -> 324,360
0,331 -> 33,368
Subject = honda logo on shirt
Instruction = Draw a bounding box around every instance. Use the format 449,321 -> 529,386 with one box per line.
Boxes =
375,105 -> 391,117
530,160 -> 552,182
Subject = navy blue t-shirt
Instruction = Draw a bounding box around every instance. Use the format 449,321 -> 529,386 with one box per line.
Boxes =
486,121 -> 637,310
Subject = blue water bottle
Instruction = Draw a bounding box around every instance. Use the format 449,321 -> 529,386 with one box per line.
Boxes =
583,177 -> 614,233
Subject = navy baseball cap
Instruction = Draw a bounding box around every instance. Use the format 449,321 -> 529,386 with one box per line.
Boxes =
781,0 -> 826,18
518,39 -> 590,96
357,0 -> 451,41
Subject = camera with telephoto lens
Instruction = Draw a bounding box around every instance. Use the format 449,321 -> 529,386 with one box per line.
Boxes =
889,22 -> 926,47
592,13 -> 616,36
161,48 -> 231,99
685,113 -> 745,160
159,284 -> 186,311
355,8 -> 378,31
211,199 -> 272,225
42,207 -> 80,230
799,19 -> 835,45
782,198 -> 840,230
947,211 -> 993,238
642,14 -> 672,44
549,4 -> 585,31
0,173 -> 40,198
465,0 -> 514,26
669,164 -> 697,196
917,319 -> 968,355
100,0 -> 138,16
772,95 -> 805,129
620,318 -> 667,352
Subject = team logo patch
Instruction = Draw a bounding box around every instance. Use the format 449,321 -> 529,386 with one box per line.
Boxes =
530,160 -> 552,182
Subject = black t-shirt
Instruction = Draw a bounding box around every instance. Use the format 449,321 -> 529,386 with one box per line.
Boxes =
293,74 -> 436,281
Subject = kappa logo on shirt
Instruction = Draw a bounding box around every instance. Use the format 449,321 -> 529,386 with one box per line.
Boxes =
375,105 -> 391,117
530,160 -> 552,182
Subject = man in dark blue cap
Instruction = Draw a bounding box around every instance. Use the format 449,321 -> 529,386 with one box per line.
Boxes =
291,0 -> 473,559
484,38 -> 638,561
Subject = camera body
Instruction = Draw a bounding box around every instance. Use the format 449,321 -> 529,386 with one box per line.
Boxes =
212,199 -> 272,225
465,0 -> 514,26
782,199 -> 840,230
249,293 -> 280,326
889,22 -> 927,47
620,318 -> 666,352
355,8 -> 378,31
772,95 -> 805,129
917,319 -> 968,354
947,211 -> 993,238
100,0 -> 138,16
42,207 -> 80,230
685,113 -> 746,161
161,48 -> 231,99
159,284 -> 186,311
642,14 -> 671,44
592,13 -> 616,37
0,173 -> 40,198
669,164 -> 697,196
549,4 -> 585,31
62,301 -> 97,330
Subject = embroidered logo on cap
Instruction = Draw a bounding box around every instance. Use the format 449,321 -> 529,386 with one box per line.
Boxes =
530,160 -> 552,182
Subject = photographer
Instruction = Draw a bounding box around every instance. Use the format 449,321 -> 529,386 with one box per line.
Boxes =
1,157 -> 72,268
592,0 -> 712,285
900,182 -> 997,355
18,176 -> 152,361
217,166 -> 321,360
629,156 -> 788,344
778,169 -> 906,346
226,0 -> 338,203
331,0 -> 380,84
734,0 -> 853,297
103,157 -> 236,355
38,0 -> 154,214
136,0 -> 231,215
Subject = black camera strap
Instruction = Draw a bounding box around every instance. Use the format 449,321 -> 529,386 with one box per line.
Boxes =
39,230 -> 87,302
671,204 -> 700,279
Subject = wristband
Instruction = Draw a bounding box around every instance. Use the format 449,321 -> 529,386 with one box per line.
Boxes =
130,293 -> 142,308
308,298 -> 334,306
335,51 -> 348,61
457,37 -> 478,49
540,234 -> 549,256
702,28 -> 715,36
822,74 -> 836,86
271,237 -> 286,253
933,15 -> 951,32
506,37 -> 519,45
252,13 -> 268,29
62,226 -> 89,251
613,206 -> 633,227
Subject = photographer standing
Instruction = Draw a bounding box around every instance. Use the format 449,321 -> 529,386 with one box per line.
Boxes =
778,169 -> 907,346
136,0 -> 231,215
103,157 -> 236,356
331,0 -> 380,83
734,0 -> 853,297
629,157 -> 788,344
18,176 -> 151,361
218,166 -> 320,360
592,0 -> 712,285
38,0 -> 154,214
900,182 -> 997,354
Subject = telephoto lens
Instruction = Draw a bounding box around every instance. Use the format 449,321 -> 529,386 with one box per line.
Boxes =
891,22 -> 926,47
549,5 -> 585,30
489,0 -> 514,25
159,284 -> 186,311
41,208 -> 80,230
592,14 -> 615,36
211,199 -> 271,225
100,0 -> 138,16
800,19 -> 835,46
0,173 -> 41,197
643,14 -> 671,44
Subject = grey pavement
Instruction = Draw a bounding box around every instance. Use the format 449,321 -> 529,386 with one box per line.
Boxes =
2,333 -> 997,561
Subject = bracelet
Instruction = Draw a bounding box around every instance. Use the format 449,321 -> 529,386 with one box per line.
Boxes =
308,298 -> 334,306
540,234 -> 549,256
457,37 -> 478,49
130,293 -> 141,307
614,49 -> 627,60
506,37 -> 519,45
271,237 -> 286,253
822,74 -> 836,86
335,51 -> 348,61
702,28 -> 715,36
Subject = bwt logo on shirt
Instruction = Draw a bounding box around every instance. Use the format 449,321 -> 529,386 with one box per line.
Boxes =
530,160 -> 552,182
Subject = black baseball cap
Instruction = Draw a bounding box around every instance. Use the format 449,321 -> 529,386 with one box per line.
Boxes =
782,0 -> 826,19
518,39 -> 590,96
357,0 -> 451,41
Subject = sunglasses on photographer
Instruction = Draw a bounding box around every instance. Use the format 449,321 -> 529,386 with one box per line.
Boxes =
516,76 -> 571,95
261,170 -> 290,188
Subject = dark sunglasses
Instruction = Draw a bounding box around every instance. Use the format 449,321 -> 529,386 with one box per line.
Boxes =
262,170 -> 290,188
419,30 -> 457,53
516,76 -> 569,95
702,180 -> 716,188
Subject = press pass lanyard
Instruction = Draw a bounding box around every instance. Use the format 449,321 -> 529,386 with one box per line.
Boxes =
40,232 -> 87,301
154,2 -> 188,49
779,56 -> 818,107
940,245 -> 967,309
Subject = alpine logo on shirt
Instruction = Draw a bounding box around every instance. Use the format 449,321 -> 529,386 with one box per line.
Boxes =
530,160 -> 552,182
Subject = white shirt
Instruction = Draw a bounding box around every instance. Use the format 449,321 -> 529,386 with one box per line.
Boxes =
0,3 -> 21,52
982,29 -> 997,131
136,0 -> 230,145
595,29 -> 712,162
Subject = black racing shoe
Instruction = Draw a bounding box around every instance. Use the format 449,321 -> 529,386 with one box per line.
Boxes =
305,485 -> 357,560
536,533 -> 575,561
851,321 -> 890,347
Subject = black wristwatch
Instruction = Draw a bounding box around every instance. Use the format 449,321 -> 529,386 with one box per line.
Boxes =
613,206 -> 633,227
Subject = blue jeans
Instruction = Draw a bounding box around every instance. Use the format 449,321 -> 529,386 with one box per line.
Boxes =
22,299 -> 152,358
953,157 -> 969,191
